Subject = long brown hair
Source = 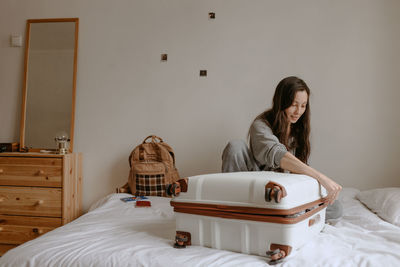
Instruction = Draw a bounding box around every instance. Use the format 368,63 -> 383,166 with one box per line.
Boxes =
252,76 -> 311,163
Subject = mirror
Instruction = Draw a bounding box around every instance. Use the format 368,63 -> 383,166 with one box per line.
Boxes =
20,18 -> 79,152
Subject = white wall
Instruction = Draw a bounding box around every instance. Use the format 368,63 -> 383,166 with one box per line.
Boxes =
1,0 -> 399,211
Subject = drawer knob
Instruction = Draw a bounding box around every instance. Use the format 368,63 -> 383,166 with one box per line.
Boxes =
0,227 -> 3,231
0,197 -> 4,202
37,170 -> 45,175
32,228 -> 43,234
0,169 -> 3,174
35,200 -> 44,206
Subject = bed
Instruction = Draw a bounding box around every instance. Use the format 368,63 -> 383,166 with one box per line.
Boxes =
1,188 -> 400,267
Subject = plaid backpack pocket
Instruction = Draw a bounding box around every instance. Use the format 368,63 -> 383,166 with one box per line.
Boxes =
133,162 -> 167,197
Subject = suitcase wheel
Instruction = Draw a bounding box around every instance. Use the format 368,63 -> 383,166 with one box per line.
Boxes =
266,248 -> 280,256
173,243 -> 186,249
265,182 -> 287,203
171,183 -> 181,196
173,234 -> 188,249
265,187 -> 282,203
166,182 -> 181,197
265,188 -> 272,202
266,248 -> 286,264
269,258 -> 284,265
166,184 -> 171,196
273,187 -> 283,203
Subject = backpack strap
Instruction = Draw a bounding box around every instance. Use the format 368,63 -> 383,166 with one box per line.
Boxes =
128,149 -> 135,167
159,142 -> 176,165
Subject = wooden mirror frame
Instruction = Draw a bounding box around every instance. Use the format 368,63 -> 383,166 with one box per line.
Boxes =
19,18 -> 79,152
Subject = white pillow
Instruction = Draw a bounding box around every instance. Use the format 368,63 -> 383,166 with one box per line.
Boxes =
356,187 -> 400,227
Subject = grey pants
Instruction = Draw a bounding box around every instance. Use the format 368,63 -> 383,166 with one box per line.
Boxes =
222,140 -> 343,220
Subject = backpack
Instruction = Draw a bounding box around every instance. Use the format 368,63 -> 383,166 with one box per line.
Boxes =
127,135 -> 180,196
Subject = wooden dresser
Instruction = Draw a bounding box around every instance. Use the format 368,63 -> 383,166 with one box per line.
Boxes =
0,152 -> 82,255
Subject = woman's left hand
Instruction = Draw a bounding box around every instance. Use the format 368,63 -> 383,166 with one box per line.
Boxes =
317,174 -> 342,205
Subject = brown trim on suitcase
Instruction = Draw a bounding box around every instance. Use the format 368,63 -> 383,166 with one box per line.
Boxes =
173,202 -> 327,224
171,199 -> 324,216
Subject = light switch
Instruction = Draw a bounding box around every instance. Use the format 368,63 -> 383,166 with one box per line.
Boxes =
10,34 -> 22,47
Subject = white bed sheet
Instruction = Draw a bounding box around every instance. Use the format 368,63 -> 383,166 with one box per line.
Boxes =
1,188 -> 400,267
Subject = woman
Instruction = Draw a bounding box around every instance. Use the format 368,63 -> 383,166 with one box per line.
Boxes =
222,76 -> 342,219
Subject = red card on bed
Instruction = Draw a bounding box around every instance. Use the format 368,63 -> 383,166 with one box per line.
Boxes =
136,200 -> 151,207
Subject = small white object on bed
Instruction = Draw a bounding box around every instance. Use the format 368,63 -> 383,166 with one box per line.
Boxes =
1,188 -> 400,267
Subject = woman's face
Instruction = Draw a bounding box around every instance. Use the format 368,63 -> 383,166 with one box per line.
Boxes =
285,90 -> 308,124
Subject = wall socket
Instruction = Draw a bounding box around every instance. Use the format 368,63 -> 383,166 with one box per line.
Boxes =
10,34 -> 22,47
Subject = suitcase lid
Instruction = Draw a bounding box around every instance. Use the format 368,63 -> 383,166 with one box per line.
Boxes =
171,171 -> 327,211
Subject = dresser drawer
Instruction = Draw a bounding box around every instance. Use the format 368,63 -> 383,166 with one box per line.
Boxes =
0,157 -> 62,187
0,215 -> 61,245
0,186 -> 61,217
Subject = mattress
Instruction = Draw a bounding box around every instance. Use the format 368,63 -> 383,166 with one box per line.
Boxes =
1,188 -> 399,267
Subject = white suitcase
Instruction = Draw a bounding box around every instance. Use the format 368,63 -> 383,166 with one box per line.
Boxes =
169,171 -> 328,263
